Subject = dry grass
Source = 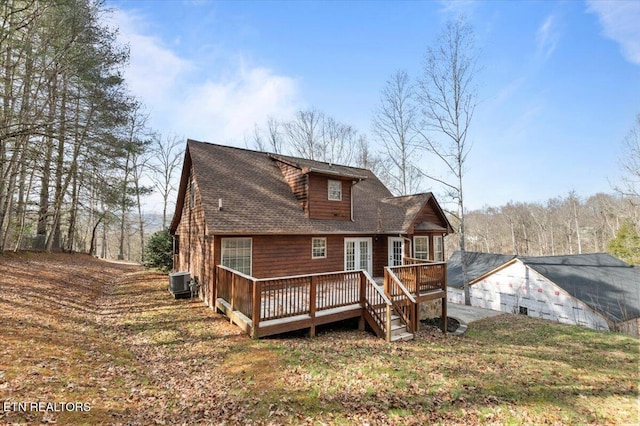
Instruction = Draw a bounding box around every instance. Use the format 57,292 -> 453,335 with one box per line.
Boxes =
0,253 -> 638,425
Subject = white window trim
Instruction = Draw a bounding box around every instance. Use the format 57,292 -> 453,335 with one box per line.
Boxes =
328,179 -> 342,201
221,237 -> 252,276
414,236 -> 429,260
434,235 -> 444,261
312,237 -> 327,259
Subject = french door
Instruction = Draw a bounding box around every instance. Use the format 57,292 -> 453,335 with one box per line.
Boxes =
388,237 -> 404,267
344,238 -> 372,276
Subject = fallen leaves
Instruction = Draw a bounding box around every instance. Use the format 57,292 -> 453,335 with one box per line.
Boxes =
1,252 -> 638,425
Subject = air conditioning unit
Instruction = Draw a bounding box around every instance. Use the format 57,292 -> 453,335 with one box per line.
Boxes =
169,271 -> 191,297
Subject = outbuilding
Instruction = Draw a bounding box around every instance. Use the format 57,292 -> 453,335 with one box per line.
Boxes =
447,251 -> 640,334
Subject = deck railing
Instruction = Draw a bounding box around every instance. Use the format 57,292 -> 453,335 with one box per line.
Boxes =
403,256 -> 437,265
361,271 -> 393,341
215,261 -> 447,339
258,270 -> 361,322
384,268 -> 418,333
216,266 -> 254,318
216,266 -> 363,335
388,260 -> 447,296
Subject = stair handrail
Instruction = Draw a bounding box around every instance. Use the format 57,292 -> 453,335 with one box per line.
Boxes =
361,270 -> 393,341
362,270 -> 392,304
384,267 -> 418,333
385,268 -> 417,303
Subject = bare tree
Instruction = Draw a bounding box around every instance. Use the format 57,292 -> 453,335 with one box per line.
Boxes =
284,109 -> 359,165
245,123 -> 266,152
615,114 -> 640,201
318,115 -> 356,165
354,134 -> 385,175
372,70 -> 422,195
265,116 -> 284,154
150,133 -> 183,228
246,116 -> 284,154
116,101 -> 151,261
416,16 -> 480,305
285,109 -> 323,160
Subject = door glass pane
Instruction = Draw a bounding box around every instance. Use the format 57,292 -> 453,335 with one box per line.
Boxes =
359,241 -> 368,270
392,240 -> 403,266
346,241 -> 355,270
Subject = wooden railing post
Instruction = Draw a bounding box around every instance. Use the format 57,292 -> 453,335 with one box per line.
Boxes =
309,276 -> 317,337
358,272 -> 366,331
383,269 -> 389,298
386,305 -> 392,342
230,273 -> 235,311
252,279 -> 261,338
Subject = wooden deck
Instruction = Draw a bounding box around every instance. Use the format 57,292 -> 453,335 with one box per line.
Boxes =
212,259 -> 447,341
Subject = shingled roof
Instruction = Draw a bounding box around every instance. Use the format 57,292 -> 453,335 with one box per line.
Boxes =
447,251 -> 517,288
170,140 -> 452,235
519,253 -> 640,323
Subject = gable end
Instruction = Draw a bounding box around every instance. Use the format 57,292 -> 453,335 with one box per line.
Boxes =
274,160 -> 309,215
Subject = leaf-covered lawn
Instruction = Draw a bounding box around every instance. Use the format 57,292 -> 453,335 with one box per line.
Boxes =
1,253 -> 638,425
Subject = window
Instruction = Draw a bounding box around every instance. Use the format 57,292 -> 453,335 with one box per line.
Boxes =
173,236 -> 180,254
221,238 -> 252,275
312,237 -> 327,259
434,235 -> 443,261
519,306 -> 528,315
328,179 -> 342,201
414,236 -> 429,260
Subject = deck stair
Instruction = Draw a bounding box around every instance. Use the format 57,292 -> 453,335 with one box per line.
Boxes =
389,314 -> 414,342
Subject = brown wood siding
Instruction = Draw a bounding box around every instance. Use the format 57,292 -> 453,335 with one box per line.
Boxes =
372,236 -> 387,277
252,235 -> 346,278
409,198 -> 448,234
173,166 -> 215,305
308,174 -> 351,221
213,234 -> 389,279
275,161 -> 308,215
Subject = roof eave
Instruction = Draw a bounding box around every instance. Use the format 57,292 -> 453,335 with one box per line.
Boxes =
169,143 -> 192,234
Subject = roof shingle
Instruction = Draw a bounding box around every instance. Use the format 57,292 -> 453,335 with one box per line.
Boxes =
177,140 -> 450,235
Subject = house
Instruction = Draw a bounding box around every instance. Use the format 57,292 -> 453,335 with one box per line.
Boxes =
447,251 -> 640,334
169,140 -> 454,340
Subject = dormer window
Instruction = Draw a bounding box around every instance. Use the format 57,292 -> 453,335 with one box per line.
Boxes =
328,179 -> 342,201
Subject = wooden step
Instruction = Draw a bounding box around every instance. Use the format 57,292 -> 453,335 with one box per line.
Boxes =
390,315 -> 403,327
390,331 -> 414,342
390,323 -> 406,334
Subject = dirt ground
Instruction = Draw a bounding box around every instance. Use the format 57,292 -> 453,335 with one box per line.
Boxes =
1,252 -> 638,425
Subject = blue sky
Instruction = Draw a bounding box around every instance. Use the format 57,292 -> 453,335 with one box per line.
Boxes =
107,0 -> 639,211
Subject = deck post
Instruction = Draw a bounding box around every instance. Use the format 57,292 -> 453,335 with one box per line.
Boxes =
440,264 -> 448,334
383,270 -> 389,297
358,272 -> 365,331
385,305 -> 392,342
441,295 -> 448,334
252,279 -> 261,338
309,276 -> 317,337
230,273 -> 235,311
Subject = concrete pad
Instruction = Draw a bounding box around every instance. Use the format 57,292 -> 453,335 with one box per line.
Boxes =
447,303 -> 504,324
